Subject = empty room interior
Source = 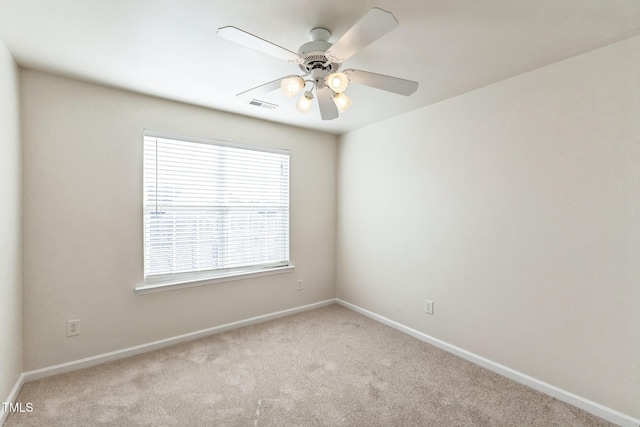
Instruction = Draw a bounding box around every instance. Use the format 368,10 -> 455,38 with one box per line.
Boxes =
1,1 -> 639,426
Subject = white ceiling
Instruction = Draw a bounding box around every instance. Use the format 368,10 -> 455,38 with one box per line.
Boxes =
1,0 -> 640,135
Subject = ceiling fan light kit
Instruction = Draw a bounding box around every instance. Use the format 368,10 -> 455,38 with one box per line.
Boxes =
296,90 -> 314,114
280,75 -> 305,98
217,7 -> 418,121
333,92 -> 353,113
326,72 -> 349,93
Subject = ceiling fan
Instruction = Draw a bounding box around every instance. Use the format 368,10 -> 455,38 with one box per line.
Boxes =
217,7 -> 419,120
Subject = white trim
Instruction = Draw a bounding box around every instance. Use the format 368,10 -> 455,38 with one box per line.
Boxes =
136,265 -> 296,295
22,299 -> 336,383
336,299 -> 639,427
1,373 -> 25,426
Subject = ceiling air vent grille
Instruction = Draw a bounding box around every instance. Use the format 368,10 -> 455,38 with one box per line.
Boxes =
248,99 -> 277,110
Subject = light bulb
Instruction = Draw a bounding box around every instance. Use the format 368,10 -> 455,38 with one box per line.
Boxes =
325,73 -> 349,93
281,76 -> 304,98
296,91 -> 314,113
333,92 -> 352,113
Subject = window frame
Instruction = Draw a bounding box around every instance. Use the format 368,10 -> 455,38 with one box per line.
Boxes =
136,130 -> 293,294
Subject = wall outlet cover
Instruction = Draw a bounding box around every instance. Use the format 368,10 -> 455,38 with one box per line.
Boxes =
67,319 -> 81,336
425,300 -> 434,315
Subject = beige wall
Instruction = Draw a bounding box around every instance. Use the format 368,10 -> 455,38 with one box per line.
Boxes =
0,38 -> 22,403
337,35 -> 640,418
21,70 -> 337,370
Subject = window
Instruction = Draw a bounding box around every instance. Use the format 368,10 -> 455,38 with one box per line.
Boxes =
142,132 -> 290,288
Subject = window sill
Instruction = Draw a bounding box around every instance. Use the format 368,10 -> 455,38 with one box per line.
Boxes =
135,265 -> 296,295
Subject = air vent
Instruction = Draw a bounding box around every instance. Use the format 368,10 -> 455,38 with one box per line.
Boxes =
248,99 -> 277,110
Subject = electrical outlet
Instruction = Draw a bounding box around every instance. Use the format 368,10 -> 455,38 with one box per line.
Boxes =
424,300 -> 434,315
67,319 -> 81,337
297,279 -> 303,290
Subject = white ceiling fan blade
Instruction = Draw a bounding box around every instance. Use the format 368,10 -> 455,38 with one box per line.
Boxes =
236,77 -> 285,99
217,26 -> 300,63
325,8 -> 399,63
316,87 -> 339,120
344,69 -> 418,96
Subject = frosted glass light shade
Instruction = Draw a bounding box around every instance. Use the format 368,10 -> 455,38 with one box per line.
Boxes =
296,91 -> 314,113
281,76 -> 305,98
333,92 -> 352,113
325,72 -> 349,93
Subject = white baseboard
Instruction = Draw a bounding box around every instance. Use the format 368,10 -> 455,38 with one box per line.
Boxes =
336,298 -> 639,427
23,299 -> 336,383
1,373 -> 25,426
14,297 -> 638,427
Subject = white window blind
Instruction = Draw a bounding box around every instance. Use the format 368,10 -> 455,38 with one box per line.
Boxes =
143,132 -> 290,284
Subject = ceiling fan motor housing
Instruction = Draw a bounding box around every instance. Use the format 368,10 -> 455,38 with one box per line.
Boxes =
298,27 -> 340,75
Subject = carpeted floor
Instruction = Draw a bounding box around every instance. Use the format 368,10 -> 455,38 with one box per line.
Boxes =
6,304 -> 613,426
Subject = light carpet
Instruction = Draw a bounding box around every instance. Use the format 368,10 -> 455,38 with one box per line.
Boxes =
6,304 -> 613,426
